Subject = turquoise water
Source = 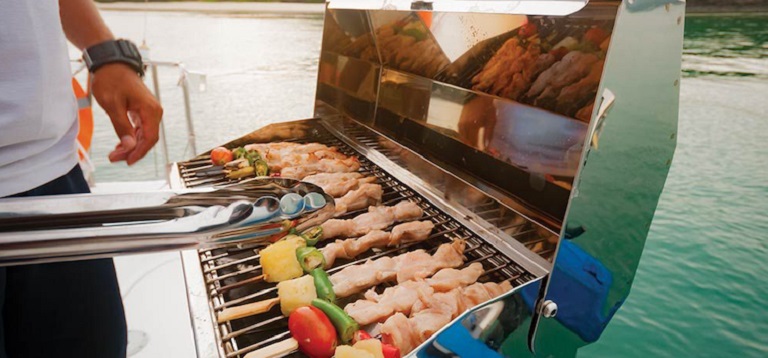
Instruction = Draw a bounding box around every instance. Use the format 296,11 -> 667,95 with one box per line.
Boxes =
583,15 -> 768,358
90,11 -> 768,357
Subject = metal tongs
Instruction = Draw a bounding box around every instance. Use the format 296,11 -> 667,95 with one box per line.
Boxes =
0,178 -> 335,266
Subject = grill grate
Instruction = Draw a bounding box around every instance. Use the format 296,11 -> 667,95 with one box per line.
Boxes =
177,123 -> 544,358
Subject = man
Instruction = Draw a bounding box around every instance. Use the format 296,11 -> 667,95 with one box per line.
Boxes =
0,1 -> 162,357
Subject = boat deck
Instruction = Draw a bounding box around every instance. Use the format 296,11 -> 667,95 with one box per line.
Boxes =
92,181 -> 196,357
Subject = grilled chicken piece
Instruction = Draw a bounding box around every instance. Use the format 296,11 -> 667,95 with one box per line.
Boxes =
334,183 -> 383,216
396,239 -> 465,283
471,38 -> 521,91
575,99 -> 595,122
555,59 -> 605,116
344,263 -> 484,325
525,51 -> 599,104
322,221 -> 434,268
320,201 -> 423,239
330,241 -> 466,298
381,281 -> 513,354
302,172 -> 377,198
280,157 -> 360,180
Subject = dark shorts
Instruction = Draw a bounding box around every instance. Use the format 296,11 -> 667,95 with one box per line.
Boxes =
0,165 -> 127,358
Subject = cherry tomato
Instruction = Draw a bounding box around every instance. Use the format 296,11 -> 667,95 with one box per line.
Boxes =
289,306 -> 338,358
210,147 -> 233,166
351,330 -> 372,344
584,28 -> 609,46
519,23 -> 538,38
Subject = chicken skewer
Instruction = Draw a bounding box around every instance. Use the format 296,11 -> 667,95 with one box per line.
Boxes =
343,262 -> 484,325
330,239 -> 466,298
302,172 -> 377,198
244,266 -> 510,358
322,220 -> 435,268
381,281 -> 513,354
321,200 -> 423,239
209,201 -> 426,297
244,142 -> 349,172
333,183 -> 383,216
216,240 -> 465,323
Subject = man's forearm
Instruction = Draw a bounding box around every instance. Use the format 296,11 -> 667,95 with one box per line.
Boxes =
59,0 -> 114,50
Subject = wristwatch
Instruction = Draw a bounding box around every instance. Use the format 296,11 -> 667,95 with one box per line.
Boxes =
83,39 -> 144,77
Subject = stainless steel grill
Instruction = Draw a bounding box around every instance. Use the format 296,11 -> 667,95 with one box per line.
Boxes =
176,120 -> 541,357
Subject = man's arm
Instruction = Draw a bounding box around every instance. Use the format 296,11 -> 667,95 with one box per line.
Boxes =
59,0 -> 162,165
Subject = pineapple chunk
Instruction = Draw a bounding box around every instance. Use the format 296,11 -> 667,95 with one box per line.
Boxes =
335,346 -> 375,358
353,339 -> 384,358
260,235 -> 306,282
277,275 -> 317,316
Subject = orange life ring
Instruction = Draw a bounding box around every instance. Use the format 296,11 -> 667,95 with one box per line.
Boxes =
71,77 -> 94,160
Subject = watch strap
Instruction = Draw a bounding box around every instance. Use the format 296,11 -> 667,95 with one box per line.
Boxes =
83,39 -> 144,77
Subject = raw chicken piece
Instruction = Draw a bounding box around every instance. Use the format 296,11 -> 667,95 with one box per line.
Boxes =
381,281 -> 513,355
334,183 -> 383,216
303,172 -> 377,198
426,262 -> 484,292
410,309 -> 453,342
321,220 -> 434,268
330,241 -> 466,298
345,264 -> 482,325
389,220 -> 434,245
381,313 -> 420,355
245,142 -> 348,171
320,201 -> 424,239
330,256 -> 399,298
391,200 -> 423,221
280,157 -> 360,179
346,281 -> 433,325
321,230 -> 391,268
351,206 -> 398,235
396,240 -> 466,283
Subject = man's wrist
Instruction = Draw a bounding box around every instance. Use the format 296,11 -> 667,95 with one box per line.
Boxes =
83,39 -> 144,77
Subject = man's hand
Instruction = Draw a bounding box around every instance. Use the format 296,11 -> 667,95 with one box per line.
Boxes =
91,63 -> 163,165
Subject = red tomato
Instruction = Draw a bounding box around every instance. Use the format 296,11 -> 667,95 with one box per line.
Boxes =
210,147 -> 233,166
289,306 -> 338,358
584,28 -> 609,46
519,23 -> 538,38
351,330 -> 372,344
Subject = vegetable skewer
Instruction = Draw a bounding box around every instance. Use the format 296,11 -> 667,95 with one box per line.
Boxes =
216,240 -> 466,323
216,221 -> 436,323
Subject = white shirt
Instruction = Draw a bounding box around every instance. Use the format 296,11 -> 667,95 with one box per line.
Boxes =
0,0 -> 79,197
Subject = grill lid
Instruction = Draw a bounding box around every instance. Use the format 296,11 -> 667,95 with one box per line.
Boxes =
314,0 -> 682,354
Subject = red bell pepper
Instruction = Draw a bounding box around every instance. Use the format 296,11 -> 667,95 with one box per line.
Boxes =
382,343 -> 401,358
351,330 -> 372,344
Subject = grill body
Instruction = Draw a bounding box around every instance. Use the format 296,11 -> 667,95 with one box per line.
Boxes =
173,0 -> 685,356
